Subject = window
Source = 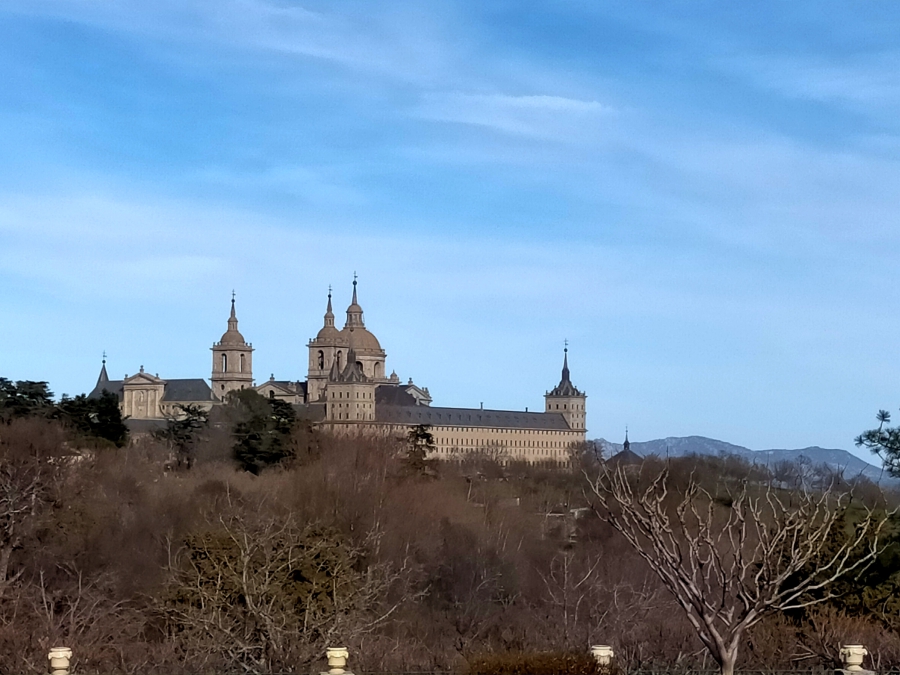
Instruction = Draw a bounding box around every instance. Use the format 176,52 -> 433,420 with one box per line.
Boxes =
240,353 -> 245,373
336,351 -> 343,370
222,354 -> 227,371
317,351 -> 324,369
269,390 -> 275,399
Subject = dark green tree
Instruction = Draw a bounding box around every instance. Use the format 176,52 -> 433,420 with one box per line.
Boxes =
58,391 -> 129,448
0,379 -> 55,422
855,409 -> 900,477
404,424 -> 436,477
229,390 -> 297,474
154,404 -> 209,469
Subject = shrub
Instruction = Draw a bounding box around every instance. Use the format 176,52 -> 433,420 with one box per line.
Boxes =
466,651 -> 608,675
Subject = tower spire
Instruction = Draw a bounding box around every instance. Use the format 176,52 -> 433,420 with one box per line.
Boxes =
97,352 -> 109,386
345,274 -> 365,328
561,339 -> 570,383
227,291 -> 239,333
323,286 -> 335,328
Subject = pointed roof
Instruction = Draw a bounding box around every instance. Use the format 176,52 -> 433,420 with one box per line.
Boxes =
328,353 -> 343,381
548,346 -> 583,397
316,286 -> 341,340
345,275 -> 365,329
96,354 -> 109,387
623,427 -> 631,453
218,293 -> 248,346
338,275 -> 383,351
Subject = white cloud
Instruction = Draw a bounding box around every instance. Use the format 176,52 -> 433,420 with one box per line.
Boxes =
416,91 -> 615,140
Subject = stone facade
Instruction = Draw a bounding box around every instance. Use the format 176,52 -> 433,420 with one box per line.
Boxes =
89,279 -> 588,463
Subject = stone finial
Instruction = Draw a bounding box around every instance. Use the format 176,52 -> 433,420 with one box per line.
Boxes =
591,645 -> 614,667
323,647 -> 351,675
839,645 -> 872,674
48,647 -> 72,675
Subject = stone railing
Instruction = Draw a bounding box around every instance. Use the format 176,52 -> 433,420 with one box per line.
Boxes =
41,642 -> 877,674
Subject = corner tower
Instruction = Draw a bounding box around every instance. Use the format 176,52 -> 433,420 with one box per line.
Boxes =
211,294 -> 254,399
544,345 -> 586,432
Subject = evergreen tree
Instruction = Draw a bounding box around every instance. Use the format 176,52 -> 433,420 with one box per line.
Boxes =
154,404 -> 209,468
229,390 -> 297,474
0,378 -> 55,422
856,409 -> 900,477
58,391 -> 129,448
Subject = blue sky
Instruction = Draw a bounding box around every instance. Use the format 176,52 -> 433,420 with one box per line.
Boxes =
2,1 -> 899,457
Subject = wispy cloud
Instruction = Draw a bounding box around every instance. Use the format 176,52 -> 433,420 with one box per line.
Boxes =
722,52 -> 900,111
416,92 -> 614,140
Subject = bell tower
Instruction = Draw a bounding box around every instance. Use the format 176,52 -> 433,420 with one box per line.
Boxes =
544,343 -> 586,432
211,293 -> 254,399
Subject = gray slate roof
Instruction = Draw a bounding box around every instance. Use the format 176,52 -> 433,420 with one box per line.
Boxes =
375,385 -> 418,406
88,378 -> 214,402
375,405 -> 573,430
89,381 -> 124,399
161,379 -> 215,402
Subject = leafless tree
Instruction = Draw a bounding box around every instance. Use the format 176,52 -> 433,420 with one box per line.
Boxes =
157,500 -> 420,674
588,462 -> 896,675
0,419 -> 68,593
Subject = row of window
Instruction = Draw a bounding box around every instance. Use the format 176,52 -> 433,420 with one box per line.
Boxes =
550,403 -> 584,411
433,447 -> 567,458
330,390 -> 373,399
436,437 -> 571,449
433,427 -> 568,435
331,412 -> 374,420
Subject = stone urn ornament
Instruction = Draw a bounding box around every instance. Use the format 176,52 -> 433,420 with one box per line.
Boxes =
839,645 -> 872,675
590,645 -> 615,667
326,647 -> 351,675
48,647 -> 72,675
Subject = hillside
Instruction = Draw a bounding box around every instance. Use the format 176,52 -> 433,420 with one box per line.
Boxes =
595,435 -> 897,484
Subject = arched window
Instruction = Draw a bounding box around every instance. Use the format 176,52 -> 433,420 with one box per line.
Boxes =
336,351 -> 343,370
356,361 -> 363,373
240,353 -> 245,373
269,390 -> 275,399
317,350 -> 325,369
222,353 -> 227,371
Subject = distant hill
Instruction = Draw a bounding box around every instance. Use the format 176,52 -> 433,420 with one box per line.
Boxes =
594,435 -> 897,485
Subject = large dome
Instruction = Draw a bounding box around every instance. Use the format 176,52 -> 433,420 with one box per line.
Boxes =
340,326 -> 382,351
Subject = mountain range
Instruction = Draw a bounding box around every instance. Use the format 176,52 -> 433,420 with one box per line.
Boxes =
594,435 -> 897,485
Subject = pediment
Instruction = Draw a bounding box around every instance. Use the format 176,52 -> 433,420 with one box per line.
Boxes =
124,371 -> 166,386
255,381 -> 295,396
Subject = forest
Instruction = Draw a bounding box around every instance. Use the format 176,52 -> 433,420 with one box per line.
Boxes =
0,377 -> 899,674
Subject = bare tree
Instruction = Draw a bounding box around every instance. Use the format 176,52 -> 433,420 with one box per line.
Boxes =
588,463 -> 896,675
157,501 -> 419,674
0,419 -> 67,593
